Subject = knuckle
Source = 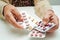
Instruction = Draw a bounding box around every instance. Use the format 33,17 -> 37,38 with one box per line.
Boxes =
5,14 -> 9,17
43,17 -> 48,20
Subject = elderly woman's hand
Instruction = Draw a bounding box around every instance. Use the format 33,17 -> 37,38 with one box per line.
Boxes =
42,10 -> 59,32
4,4 -> 23,29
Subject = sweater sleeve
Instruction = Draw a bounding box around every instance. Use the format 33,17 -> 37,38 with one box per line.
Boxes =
34,0 -> 52,19
0,1 -> 7,18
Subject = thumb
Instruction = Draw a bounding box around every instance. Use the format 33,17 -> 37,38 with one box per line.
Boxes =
42,16 -> 49,25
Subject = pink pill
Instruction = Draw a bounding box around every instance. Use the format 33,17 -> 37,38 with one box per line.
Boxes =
39,34 -> 42,37
25,21 -> 29,23
33,31 -> 35,33
31,34 -> 33,36
37,31 -> 39,33
35,34 -> 37,36
23,15 -> 26,17
24,18 -> 27,20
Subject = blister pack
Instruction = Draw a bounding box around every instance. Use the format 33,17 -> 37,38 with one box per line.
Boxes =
18,11 -> 37,31
18,11 -> 55,38
28,29 -> 46,38
34,21 -> 56,32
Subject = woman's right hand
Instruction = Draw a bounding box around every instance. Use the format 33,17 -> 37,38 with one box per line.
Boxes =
4,4 -> 23,29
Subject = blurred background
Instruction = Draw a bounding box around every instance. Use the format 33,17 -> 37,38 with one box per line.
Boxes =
10,0 -> 60,6
49,0 -> 60,5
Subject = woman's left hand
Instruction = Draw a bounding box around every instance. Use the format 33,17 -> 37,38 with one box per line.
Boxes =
42,10 -> 59,32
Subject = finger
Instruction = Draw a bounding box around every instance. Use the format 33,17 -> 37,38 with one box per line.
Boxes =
5,16 -> 11,23
47,15 -> 59,32
11,8 -> 23,21
6,12 -> 23,29
50,15 -> 59,28
42,10 -> 53,25
42,13 -> 52,25
13,12 -> 23,22
13,14 -> 18,22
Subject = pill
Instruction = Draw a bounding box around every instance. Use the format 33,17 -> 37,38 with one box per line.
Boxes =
37,31 -> 39,33
33,31 -> 35,33
39,21 -> 42,24
28,26 -> 33,30
25,21 -> 29,23
35,22 -> 38,24
26,27 -> 29,29
31,19 -> 34,22
23,15 -> 26,17
24,18 -> 27,20
35,34 -> 37,36
26,24 -> 30,26
29,17 -> 31,19
39,34 -> 42,37
22,13 -> 25,15
33,20 -> 37,23
31,34 -> 33,36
